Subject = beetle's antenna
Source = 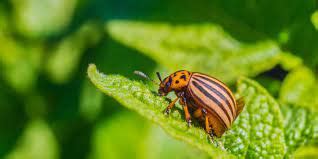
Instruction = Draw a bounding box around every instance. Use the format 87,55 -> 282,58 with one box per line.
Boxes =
134,71 -> 159,84
156,72 -> 162,82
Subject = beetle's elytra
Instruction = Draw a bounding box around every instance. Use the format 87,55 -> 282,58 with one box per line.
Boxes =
135,70 -> 245,137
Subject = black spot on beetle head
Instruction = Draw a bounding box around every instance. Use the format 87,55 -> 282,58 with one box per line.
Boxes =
180,75 -> 187,81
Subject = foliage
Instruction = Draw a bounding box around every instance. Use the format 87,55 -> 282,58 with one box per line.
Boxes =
281,105 -> 318,158
46,22 -> 103,83
87,64 -> 234,158
280,67 -> 318,112
88,64 -> 302,158
312,11 -> 318,30
107,21 -> 283,84
279,66 -> 318,157
0,0 -> 317,159
11,0 -> 78,38
91,112 -> 209,159
5,121 -> 59,159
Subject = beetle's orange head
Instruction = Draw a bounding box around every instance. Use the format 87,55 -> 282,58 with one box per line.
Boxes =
157,70 -> 192,96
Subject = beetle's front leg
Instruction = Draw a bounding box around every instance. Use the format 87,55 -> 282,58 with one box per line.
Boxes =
179,95 -> 192,127
164,97 -> 179,115
183,104 -> 192,127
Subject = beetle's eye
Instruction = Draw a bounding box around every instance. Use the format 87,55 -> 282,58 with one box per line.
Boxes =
164,77 -> 173,92
164,82 -> 171,92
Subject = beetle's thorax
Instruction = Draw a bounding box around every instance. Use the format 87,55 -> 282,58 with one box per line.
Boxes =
158,70 -> 192,96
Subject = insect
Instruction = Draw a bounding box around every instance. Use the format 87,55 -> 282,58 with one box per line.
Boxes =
135,70 -> 245,137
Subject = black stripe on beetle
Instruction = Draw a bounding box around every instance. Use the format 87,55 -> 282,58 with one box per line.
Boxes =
195,75 -> 236,109
155,70 -> 245,137
188,88 -> 228,128
192,81 -> 232,124
192,77 -> 234,118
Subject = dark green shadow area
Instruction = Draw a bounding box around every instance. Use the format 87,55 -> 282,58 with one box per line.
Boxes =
70,0 -> 318,70
0,78 -> 27,157
93,38 -> 157,78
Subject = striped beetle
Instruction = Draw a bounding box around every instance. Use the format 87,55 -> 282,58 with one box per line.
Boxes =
135,70 -> 245,137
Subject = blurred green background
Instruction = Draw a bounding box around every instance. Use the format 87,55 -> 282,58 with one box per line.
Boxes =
0,0 -> 317,159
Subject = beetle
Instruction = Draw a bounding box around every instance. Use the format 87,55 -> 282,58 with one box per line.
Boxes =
135,70 -> 245,137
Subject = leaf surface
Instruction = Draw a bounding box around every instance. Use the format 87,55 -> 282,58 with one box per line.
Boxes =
222,77 -> 286,158
281,105 -> 318,158
107,21 -> 283,83
280,66 -> 318,112
88,64 -> 287,158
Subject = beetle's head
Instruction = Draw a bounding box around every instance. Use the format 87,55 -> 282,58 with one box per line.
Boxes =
134,70 -> 191,96
157,71 -> 191,96
157,72 -> 171,96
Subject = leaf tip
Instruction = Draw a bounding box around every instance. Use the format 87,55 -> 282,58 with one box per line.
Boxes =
87,63 -> 97,75
87,63 -> 103,86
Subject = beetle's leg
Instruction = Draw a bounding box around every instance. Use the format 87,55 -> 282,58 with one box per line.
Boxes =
183,104 -> 192,127
201,109 -> 217,144
164,97 -> 179,115
181,96 -> 192,127
202,108 -> 212,135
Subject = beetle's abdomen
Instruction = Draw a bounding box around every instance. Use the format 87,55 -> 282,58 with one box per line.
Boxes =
187,73 -> 237,130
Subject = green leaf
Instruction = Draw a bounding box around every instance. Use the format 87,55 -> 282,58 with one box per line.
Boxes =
222,77 -> 286,158
279,66 -> 318,157
142,126 -> 210,159
279,66 -> 318,112
91,111 -> 209,159
87,64 -> 234,159
281,104 -> 318,158
278,52 -> 303,71
88,64 -> 287,158
5,120 -> 59,159
80,79 -> 103,121
46,22 -> 103,83
286,13 -> 318,70
311,11 -> 318,30
0,34 -> 43,93
107,20 -> 283,84
293,146 -> 318,159
91,112 -> 151,159
11,0 -> 78,38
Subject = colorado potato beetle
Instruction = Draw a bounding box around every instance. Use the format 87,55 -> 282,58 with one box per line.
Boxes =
135,70 -> 245,137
